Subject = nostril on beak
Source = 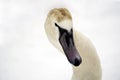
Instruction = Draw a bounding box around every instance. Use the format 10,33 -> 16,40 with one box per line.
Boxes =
74,58 -> 82,66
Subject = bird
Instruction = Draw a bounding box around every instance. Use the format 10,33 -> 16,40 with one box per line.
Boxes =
44,8 -> 102,80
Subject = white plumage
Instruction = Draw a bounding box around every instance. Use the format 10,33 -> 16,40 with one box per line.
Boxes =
44,8 -> 102,80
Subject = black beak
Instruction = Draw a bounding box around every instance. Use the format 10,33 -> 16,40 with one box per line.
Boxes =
55,23 -> 82,66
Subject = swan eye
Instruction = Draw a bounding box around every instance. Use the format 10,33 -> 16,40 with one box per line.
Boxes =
54,23 -> 65,36
54,23 -> 74,47
55,23 -> 59,27
55,23 -> 67,34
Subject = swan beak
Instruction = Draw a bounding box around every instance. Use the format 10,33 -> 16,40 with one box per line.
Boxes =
59,30 -> 82,66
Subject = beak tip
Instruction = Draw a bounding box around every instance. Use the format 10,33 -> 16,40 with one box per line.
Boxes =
73,58 -> 82,66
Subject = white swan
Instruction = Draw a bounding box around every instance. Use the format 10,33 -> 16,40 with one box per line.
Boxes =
44,8 -> 102,80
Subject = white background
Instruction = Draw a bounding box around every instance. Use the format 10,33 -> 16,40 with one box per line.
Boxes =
0,0 -> 120,80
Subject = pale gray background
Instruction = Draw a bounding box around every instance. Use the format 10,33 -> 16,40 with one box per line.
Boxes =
0,0 -> 120,80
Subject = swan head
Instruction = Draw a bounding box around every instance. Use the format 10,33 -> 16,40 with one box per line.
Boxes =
44,8 -> 82,66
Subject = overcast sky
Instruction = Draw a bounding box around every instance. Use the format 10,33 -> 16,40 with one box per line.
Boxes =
0,0 -> 120,80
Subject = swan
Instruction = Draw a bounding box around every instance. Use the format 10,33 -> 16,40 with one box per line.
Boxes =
44,8 -> 102,80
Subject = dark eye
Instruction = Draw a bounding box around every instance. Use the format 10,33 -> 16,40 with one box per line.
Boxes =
70,28 -> 73,33
55,23 -> 65,36
54,23 -> 74,46
55,23 -> 59,27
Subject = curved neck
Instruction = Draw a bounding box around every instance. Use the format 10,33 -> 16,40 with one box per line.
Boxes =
70,31 -> 101,80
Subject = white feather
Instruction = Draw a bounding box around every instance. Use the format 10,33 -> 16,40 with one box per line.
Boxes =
44,8 -> 102,80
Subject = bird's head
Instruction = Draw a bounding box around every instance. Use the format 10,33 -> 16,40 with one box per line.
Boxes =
44,8 -> 82,66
